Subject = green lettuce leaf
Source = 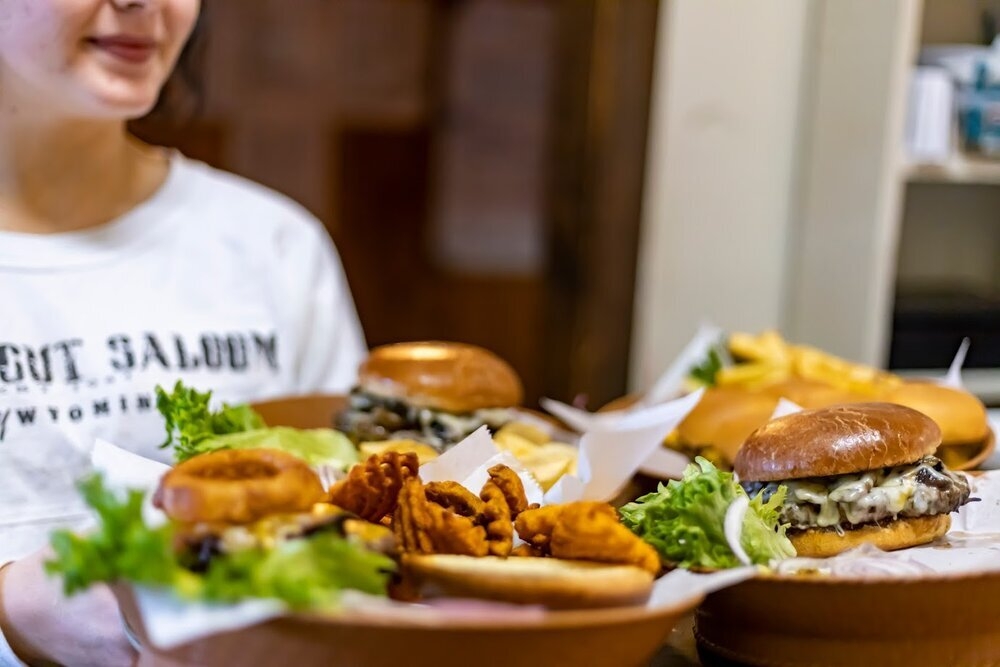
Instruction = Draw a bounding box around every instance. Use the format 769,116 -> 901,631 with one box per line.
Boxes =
619,457 -> 795,569
155,381 -> 357,469
45,475 -> 393,609
195,532 -> 395,610
183,427 -> 359,470
156,381 -> 266,461
688,344 -> 728,387
46,475 -> 179,594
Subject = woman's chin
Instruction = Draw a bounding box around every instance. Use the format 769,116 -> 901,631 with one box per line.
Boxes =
83,91 -> 160,121
71,73 -> 165,120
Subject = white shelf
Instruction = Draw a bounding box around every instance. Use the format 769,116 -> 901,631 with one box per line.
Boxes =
905,154 -> 1000,185
896,367 -> 1000,403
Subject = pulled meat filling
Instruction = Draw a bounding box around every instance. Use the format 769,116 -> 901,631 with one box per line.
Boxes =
336,389 -> 515,452
741,456 -> 971,532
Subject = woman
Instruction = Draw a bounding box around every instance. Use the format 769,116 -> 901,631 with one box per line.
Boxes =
0,1 -> 366,664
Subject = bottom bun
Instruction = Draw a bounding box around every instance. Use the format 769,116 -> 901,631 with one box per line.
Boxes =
402,555 -> 654,609
790,515 -> 951,558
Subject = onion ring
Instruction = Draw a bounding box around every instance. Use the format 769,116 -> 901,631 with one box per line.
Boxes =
153,448 -> 325,524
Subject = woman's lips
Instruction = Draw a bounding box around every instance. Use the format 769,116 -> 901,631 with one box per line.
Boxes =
87,36 -> 157,64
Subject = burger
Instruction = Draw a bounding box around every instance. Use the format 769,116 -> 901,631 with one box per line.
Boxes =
152,449 -> 397,582
884,381 -> 991,469
336,341 -> 525,453
47,449 -> 399,610
759,377 -> 869,409
670,387 -> 780,469
735,402 -> 972,557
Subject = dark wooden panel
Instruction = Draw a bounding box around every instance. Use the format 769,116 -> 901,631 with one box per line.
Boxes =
332,125 -> 433,345
543,0 -> 660,408
333,124 -> 548,405
127,120 -> 228,170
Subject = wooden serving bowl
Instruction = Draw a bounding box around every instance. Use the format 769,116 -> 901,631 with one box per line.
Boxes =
251,394 -> 348,430
116,586 -> 702,667
695,570 -> 1000,666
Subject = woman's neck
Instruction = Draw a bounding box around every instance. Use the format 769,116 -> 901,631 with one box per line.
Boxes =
0,115 -> 170,234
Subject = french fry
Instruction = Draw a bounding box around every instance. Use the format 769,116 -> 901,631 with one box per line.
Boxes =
494,423 -> 579,491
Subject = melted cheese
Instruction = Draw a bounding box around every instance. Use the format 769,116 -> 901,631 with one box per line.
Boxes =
745,457 -> 969,530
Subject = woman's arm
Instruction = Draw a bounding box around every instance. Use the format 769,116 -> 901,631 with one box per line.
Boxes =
0,550 -> 135,667
0,563 -> 29,666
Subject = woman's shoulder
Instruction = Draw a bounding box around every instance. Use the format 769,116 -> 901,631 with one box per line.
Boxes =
170,153 -> 328,245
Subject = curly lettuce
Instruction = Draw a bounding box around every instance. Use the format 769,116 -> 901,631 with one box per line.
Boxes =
156,381 -> 358,469
46,475 -> 179,595
688,346 -> 725,387
156,381 -> 265,461
46,475 -> 394,610
619,458 -> 795,569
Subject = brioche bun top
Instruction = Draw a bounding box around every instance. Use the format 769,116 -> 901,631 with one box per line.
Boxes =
884,382 -> 989,446
358,341 -> 523,413
760,378 -> 869,409
734,402 -> 941,482
676,387 -> 779,465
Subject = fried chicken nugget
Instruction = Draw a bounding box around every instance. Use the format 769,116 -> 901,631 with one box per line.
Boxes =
513,503 -> 564,552
516,502 -> 662,574
329,451 -> 419,524
510,544 -> 545,558
395,478 -> 489,557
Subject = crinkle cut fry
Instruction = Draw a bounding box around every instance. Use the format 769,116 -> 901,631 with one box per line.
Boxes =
485,464 -> 531,518
394,478 -> 489,557
424,481 -> 484,517
394,478 -> 434,554
479,480 -> 513,557
329,451 -> 419,523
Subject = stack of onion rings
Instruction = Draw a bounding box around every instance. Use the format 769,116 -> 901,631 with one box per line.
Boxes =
153,448 -> 325,524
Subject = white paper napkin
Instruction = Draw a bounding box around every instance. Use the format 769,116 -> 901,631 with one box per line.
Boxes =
541,389 -> 704,503
642,323 -> 722,406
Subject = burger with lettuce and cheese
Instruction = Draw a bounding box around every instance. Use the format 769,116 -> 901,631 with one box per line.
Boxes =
336,342 -> 525,454
735,402 -> 972,557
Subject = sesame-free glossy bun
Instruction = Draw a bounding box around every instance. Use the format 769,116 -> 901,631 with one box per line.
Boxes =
358,341 -> 524,413
676,388 -> 780,465
789,515 -> 950,557
734,402 -> 941,482
884,381 -> 989,446
402,554 -> 654,609
760,378 -> 869,409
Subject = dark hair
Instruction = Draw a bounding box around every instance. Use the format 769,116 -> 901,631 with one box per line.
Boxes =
141,5 -> 207,123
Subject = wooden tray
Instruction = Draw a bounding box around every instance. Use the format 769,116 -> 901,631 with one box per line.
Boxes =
116,586 -> 701,667
251,394 -> 348,430
695,571 -> 1000,667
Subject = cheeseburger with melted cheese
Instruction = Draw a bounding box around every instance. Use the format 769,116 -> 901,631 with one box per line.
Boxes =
336,341 -> 524,452
736,402 -> 972,557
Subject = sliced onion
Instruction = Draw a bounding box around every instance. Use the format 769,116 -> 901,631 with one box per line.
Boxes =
724,494 -> 752,566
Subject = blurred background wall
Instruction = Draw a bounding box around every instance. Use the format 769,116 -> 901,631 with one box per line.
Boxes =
132,0 -> 1000,408
631,0 -> 811,391
132,0 -> 658,409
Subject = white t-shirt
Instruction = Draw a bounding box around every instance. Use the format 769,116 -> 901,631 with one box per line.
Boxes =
0,154 -> 366,562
